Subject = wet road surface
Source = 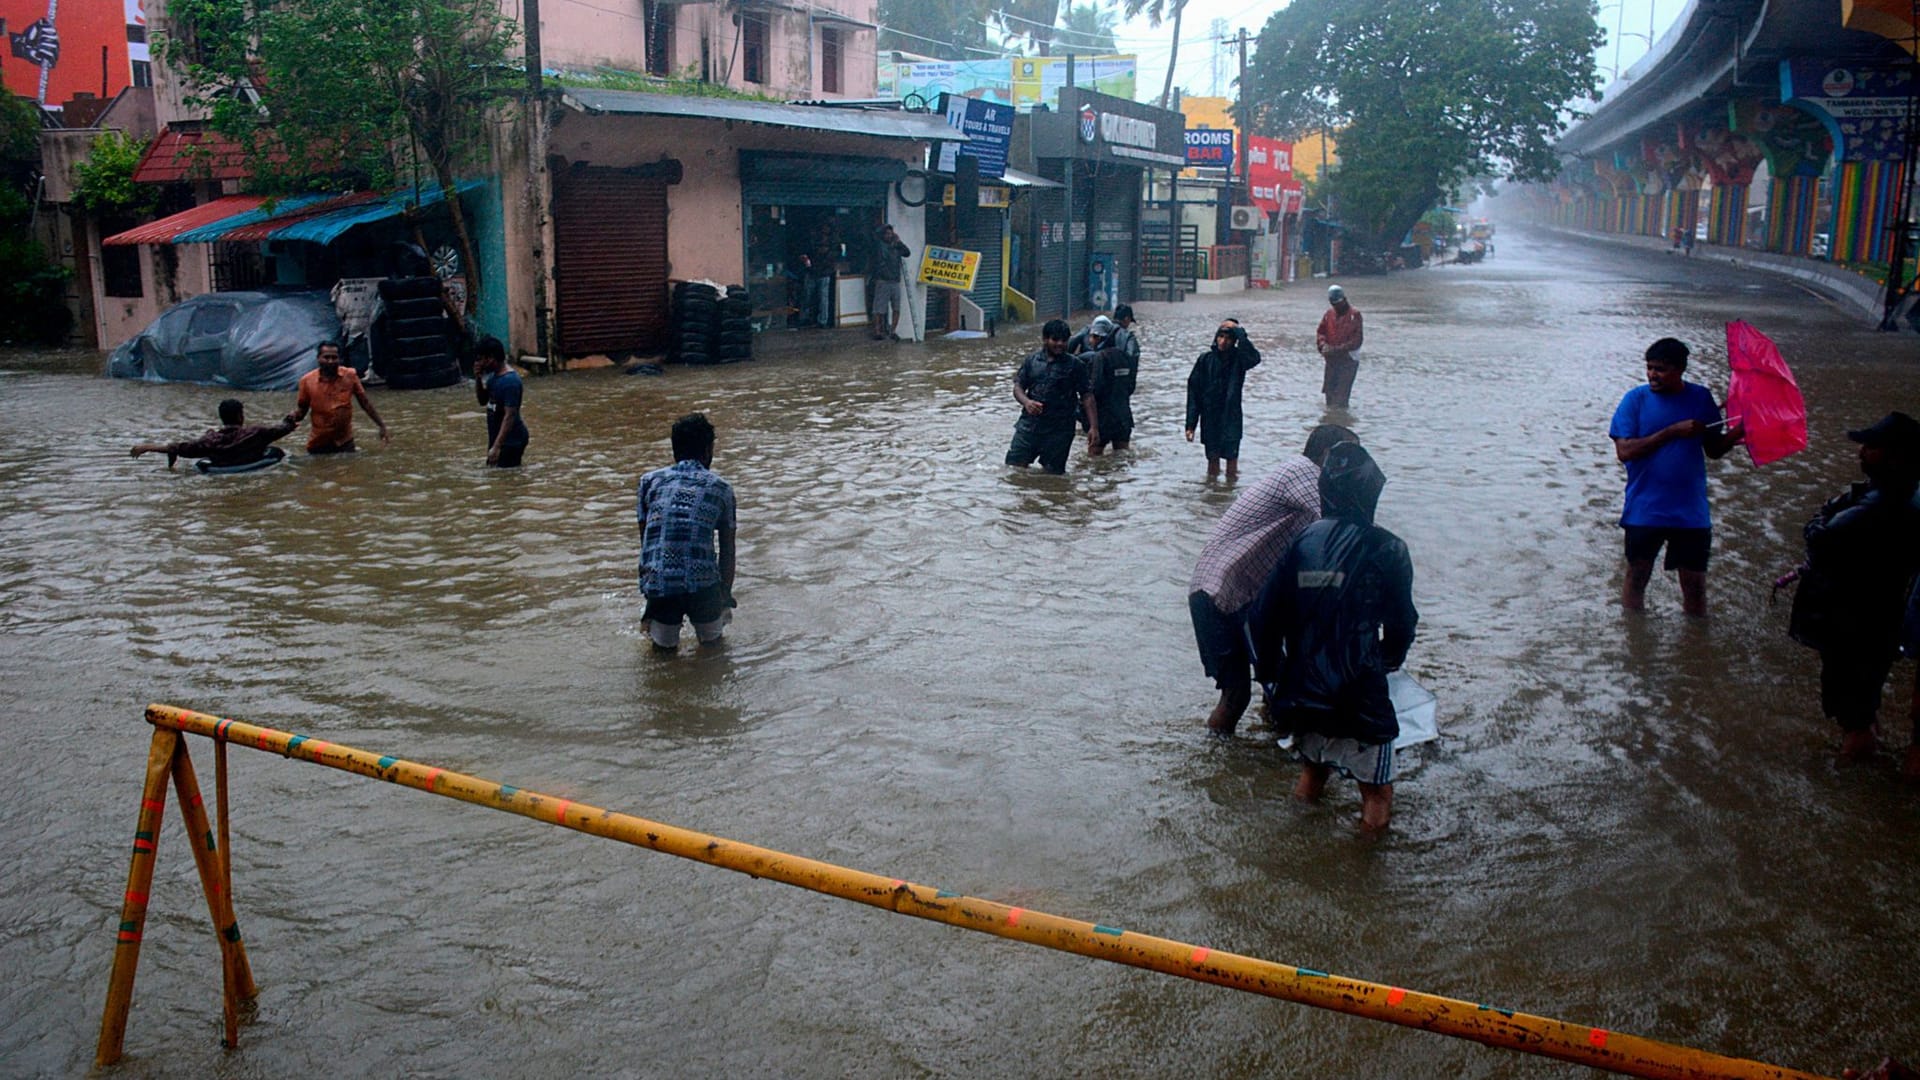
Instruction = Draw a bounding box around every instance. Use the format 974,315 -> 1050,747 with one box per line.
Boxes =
2,227 -> 1917,1076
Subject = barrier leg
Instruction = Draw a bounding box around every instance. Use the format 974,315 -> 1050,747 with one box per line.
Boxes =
169,740 -> 257,1049
95,728 -> 179,1067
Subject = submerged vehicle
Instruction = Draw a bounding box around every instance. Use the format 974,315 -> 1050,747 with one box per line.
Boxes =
108,290 -> 345,391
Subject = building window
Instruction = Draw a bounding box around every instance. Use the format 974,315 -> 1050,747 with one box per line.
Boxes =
100,221 -> 142,297
211,243 -> 268,292
821,27 -> 840,94
644,0 -> 672,76
741,11 -> 768,85
130,60 -> 152,87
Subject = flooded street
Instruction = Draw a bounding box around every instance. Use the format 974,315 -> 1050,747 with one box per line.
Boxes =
4,228 -> 1918,1076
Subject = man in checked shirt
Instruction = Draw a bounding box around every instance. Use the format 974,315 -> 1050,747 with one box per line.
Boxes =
1188,424 -> 1356,735
637,413 -> 737,651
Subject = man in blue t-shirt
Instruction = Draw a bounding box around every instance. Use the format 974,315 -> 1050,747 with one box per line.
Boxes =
475,336 -> 530,468
1608,337 -> 1744,616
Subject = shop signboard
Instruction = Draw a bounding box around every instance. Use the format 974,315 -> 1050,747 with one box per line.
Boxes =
1781,60 -> 1914,160
942,184 -> 1012,209
1247,136 -> 1295,213
877,55 -> 1137,112
1034,87 -> 1187,168
1185,128 -> 1234,169
935,94 -> 1012,178
919,245 -> 981,291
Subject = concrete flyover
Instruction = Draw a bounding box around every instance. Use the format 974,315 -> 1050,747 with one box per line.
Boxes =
1523,0 -> 1918,318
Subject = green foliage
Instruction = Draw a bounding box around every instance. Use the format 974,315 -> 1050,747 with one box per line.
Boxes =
72,132 -> 158,217
1055,3 -> 1118,53
880,0 -> 998,60
1242,0 -> 1601,249
1120,0 -> 1185,106
552,67 -> 782,102
0,186 -> 74,345
158,0 -> 521,313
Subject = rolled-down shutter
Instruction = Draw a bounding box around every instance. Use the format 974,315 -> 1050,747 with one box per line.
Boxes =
554,169 -> 669,356
739,152 -> 901,208
962,209 -> 1003,323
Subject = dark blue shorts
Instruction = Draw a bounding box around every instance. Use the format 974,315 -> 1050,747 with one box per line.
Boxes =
1189,591 -> 1251,693
1623,525 -> 1711,572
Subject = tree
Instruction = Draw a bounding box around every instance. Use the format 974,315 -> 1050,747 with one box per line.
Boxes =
1120,0 -> 1186,107
1240,0 -> 1600,250
0,94 -> 71,344
159,0 -> 521,316
879,0 -> 999,60
1056,3 -> 1118,53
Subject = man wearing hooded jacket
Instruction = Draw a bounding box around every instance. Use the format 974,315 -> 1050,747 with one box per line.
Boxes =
1247,442 -> 1418,832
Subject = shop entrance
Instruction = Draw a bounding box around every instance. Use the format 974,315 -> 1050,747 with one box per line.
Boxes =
744,204 -> 880,332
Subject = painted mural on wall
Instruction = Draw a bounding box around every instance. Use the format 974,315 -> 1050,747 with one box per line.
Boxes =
1781,61 -> 1913,162
1,0 -> 138,104
1680,117 -> 1766,186
1731,100 -> 1832,178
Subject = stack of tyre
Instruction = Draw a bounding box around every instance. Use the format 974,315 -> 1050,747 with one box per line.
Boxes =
669,282 -> 753,365
374,277 -> 462,389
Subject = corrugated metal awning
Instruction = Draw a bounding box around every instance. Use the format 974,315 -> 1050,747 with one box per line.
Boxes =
268,181 -> 483,244
171,192 -> 379,243
560,88 -> 965,143
101,195 -> 267,246
1001,167 -> 1062,189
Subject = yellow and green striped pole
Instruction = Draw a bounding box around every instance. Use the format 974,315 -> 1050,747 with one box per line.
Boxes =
132,704 -> 1830,1080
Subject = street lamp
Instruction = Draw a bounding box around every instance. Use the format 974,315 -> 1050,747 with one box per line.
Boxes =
1596,1 -> 1659,83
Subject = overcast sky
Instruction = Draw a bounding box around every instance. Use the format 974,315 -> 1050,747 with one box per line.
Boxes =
1104,0 -> 1676,107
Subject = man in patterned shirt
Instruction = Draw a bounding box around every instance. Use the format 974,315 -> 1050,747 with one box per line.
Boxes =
636,413 -> 737,650
1188,424 -> 1356,735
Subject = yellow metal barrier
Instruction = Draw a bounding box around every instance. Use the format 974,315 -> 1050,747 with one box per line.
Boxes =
100,704 -> 1832,1079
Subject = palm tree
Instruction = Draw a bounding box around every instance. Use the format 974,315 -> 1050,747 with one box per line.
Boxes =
1055,2 -> 1117,53
1120,0 -> 1184,107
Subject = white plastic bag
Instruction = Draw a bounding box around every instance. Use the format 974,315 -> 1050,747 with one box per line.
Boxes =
1388,671 -> 1438,749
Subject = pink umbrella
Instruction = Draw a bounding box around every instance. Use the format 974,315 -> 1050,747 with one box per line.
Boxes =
1724,320 -> 1807,467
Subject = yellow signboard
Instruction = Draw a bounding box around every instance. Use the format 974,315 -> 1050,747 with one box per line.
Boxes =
941,184 -> 1012,209
919,245 -> 981,291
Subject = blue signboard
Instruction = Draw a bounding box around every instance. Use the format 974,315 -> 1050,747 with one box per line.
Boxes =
1185,128 -> 1235,169
1781,60 -> 1915,162
936,94 -> 1012,178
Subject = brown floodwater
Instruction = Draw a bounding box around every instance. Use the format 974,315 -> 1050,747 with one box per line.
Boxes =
2,228 -> 1917,1077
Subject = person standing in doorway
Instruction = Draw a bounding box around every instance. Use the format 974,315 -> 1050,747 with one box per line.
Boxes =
474,336 -> 529,468
806,220 -> 838,328
286,341 -> 390,454
1185,318 -> 1262,482
868,223 -> 911,341
1315,284 -> 1364,410
1608,337 -> 1744,617
636,413 -> 738,651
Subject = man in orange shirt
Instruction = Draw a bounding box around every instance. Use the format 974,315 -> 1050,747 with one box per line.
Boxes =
286,341 -> 390,454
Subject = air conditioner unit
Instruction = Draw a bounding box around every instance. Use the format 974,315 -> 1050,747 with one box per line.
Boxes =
1229,205 -> 1262,232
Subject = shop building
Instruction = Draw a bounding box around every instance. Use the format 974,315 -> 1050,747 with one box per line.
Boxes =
1011,87 -> 1185,318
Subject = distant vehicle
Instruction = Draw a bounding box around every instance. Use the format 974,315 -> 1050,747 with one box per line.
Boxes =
1469,221 -> 1494,241
108,290 -> 344,391
1695,222 -> 1708,241
1811,233 -> 1830,258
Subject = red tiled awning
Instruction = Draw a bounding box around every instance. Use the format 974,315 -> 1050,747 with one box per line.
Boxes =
101,195 -> 266,246
130,123 -> 261,184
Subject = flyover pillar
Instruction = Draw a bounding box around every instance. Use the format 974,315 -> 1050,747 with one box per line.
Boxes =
1783,61 -> 1914,264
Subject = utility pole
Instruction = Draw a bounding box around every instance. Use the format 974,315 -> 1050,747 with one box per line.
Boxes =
1229,28 -> 1251,194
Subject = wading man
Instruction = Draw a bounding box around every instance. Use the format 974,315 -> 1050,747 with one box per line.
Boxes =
474,336 -> 529,468
286,341 -> 391,455
1608,337 -> 1744,617
1315,284 -> 1363,410
1006,318 -> 1097,475
1787,412 -> 1920,769
1185,318 -> 1262,481
636,413 -> 737,651
1189,424 -> 1356,735
1248,442 -> 1418,833
131,398 -> 296,470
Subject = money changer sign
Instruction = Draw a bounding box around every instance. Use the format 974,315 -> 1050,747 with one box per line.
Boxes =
918,245 -> 982,292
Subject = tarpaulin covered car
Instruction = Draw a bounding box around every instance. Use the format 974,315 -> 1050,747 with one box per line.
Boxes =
107,290 -> 346,391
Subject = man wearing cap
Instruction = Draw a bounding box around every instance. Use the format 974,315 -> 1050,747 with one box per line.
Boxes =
1315,284 -> 1364,410
1073,315 -> 1138,456
286,341 -> 391,454
1608,337 -> 1743,617
1788,411 -> 1920,767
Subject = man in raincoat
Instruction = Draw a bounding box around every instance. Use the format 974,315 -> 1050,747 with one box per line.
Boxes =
1185,319 -> 1262,481
1247,442 -> 1418,832
1071,315 -> 1138,456
1788,412 -> 1920,768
